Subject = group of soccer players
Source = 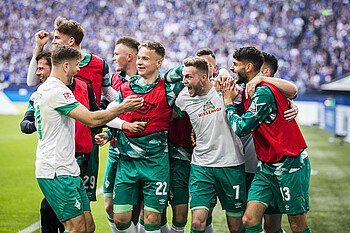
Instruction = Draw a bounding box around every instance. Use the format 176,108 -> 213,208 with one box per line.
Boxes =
22,16 -> 312,233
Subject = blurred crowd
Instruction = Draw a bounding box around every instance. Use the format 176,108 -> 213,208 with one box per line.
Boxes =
1,0 -> 349,93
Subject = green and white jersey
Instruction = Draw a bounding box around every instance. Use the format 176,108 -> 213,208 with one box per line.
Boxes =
34,77 -> 80,179
106,67 -> 184,158
175,86 -> 244,167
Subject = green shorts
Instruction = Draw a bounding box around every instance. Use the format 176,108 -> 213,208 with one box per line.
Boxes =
248,157 -> 311,215
245,172 -> 282,214
37,175 -> 90,222
113,153 -> 169,211
245,172 -> 255,194
189,164 -> 246,213
103,154 -> 119,197
84,144 -> 99,201
169,157 -> 191,205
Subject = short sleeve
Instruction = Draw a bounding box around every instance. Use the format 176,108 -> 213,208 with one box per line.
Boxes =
53,87 -> 80,115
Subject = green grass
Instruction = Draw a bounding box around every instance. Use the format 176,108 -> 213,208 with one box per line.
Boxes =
1,115 -> 350,232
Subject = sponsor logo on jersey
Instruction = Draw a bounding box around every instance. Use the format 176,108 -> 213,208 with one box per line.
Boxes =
235,202 -> 242,209
134,101 -> 156,115
132,116 -> 154,122
198,101 -> 221,117
63,92 -> 74,101
249,100 -> 257,113
159,199 -> 166,205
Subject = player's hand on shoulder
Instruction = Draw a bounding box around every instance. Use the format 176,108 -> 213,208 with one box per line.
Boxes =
245,76 -> 263,99
95,133 -> 108,146
121,95 -> 144,112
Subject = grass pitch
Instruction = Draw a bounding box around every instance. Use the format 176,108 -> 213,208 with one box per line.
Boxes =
0,115 -> 349,232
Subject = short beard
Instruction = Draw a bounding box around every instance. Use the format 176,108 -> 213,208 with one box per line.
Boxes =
236,70 -> 248,84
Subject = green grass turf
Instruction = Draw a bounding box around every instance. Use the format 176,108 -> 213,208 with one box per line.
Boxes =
1,115 -> 350,232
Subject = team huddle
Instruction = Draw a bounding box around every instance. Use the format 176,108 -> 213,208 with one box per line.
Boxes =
21,16 -> 312,233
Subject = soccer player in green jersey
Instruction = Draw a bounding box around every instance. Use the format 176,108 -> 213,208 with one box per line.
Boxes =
101,36 -> 146,233
34,45 -> 143,233
222,47 -> 311,233
96,41 -> 184,233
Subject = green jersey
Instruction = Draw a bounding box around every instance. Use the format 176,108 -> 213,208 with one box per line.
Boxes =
226,83 -> 304,174
106,66 -> 184,158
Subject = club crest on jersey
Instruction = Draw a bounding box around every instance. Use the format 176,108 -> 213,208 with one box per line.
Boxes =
203,101 -> 215,112
74,198 -> 81,210
249,100 -> 257,113
198,101 -> 221,117
63,92 -> 74,101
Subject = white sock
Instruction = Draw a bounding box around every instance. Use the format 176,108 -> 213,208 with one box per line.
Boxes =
107,215 -> 118,233
117,222 -> 138,233
169,224 -> 185,233
160,222 -> 170,233
205,223 -> 214,233
145,230 -> 160,233
138,222 -> 146,233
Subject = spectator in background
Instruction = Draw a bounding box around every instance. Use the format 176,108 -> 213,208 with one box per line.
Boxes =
1,1 -> 350,92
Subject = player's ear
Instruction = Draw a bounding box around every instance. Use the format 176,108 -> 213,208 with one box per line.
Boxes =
63,61 -> 69,73
128,53 -> 133,62
156,58 -> 163,68
245,63 -> 253,72
262,68 -> 270,76
202,73 -> 208,81
68,37 -> 75,47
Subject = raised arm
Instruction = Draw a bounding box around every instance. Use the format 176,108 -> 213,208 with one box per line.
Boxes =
20,109 -> 37,134
27,30 -> 50,87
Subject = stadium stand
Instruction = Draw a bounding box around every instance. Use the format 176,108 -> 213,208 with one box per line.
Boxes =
0,0 -> 349,93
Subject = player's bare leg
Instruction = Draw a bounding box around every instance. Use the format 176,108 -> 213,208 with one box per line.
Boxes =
226,215 -> 244,233
264,214 -> 283,233
287,212 -> 310,233
191,208 -> 208,231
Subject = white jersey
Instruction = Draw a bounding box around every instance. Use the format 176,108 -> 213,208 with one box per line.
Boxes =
175,86 -> 244,167
33,77 -> 81,179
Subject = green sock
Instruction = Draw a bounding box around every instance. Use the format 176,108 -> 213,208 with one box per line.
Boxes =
107,214 -> 113,223
160,217 -> 168,226
116,220 -> 132,230
245,223 -> 264,233
139,218 -> 144,226
190,228 -> 205,233
274,228 -> 284,233
173,219 -> 187,227
206,216 -> 212,226
144,223 -> 161,231
300,226 -> 312,233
